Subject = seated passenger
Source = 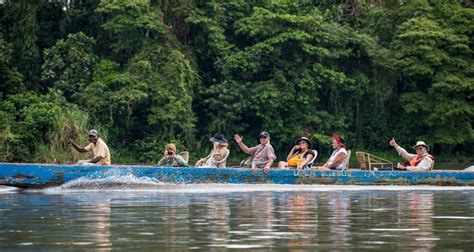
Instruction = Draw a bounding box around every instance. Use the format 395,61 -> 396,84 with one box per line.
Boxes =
313,133 -> 348,170
68,129 -> 111,165
234,131 -> 276,173
278,137 -> 315,169
195,133 -> 229,168
157,143 -> 189,167
389,138 -> 434,171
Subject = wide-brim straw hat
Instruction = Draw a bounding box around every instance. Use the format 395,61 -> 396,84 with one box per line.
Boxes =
295,137 -> 312,149
413,141 -> 429,151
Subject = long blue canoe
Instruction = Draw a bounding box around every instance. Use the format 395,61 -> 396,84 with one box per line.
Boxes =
0,163 -> 473,188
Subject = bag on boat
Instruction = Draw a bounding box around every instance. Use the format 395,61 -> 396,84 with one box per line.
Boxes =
239,145 -> 266,168
239,156 -> 254,168
287,155 -> 304,167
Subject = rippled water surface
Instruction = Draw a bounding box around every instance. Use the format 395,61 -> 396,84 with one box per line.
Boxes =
1,183 -> 473,250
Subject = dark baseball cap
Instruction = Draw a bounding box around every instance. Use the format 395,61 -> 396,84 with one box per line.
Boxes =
259,131 -> 270,138
88,129 -> 99,138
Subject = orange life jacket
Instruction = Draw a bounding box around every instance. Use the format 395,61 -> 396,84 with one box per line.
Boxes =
409,154 -> 435,167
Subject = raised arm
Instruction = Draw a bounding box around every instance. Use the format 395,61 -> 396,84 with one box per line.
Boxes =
286,146 -> 298,161
234,134 -> 251,154
68,138 -> 88,153
390,138 -> 416,161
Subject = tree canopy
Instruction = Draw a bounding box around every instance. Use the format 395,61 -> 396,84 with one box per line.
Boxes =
0,0 -> 472,164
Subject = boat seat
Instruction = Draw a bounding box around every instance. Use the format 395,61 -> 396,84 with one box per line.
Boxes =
355,151 -> 393,171
204,149 -> 230,167
178,151 -> 189,163
344,150 -> 351,170
211,149 -> 230,165
303,150 -> 318,169
430,160 -> 435,171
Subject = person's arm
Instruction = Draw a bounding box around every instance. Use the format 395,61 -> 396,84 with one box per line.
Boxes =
68,139 -> 88,153
92,140 -> 109,164
297,153 -> 314,169
195,159 -> 204,167
237,141 -> 251,154
326,152 -> 346,168
263,158 -> 275,173
175,155 -> 189,167
263,146 -> 277,172
287,146 -> 298,161
390,138 -> 415,161
89,156 -> 101,164
234,134 -> 253,154
320,160 -> 330,168
314,153 -> 332,169
394,146 -> 416,162
195,152 -> 211,166
157,157 -> 166,166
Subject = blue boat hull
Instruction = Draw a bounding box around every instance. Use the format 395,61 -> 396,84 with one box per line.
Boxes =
0,163 -> 473,188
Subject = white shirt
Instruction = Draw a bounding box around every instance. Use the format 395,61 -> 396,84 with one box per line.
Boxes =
327,148 -> 348,170
395,146 -> 433,171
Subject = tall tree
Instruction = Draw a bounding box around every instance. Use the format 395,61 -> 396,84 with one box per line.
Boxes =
201,4 -> 357,149
41,32 -> 98,101
9,0 -> 41,90
393,14 -> 473,147
96,0 -> 167,64
127,43 -> 199,161
0,35 -> 24,99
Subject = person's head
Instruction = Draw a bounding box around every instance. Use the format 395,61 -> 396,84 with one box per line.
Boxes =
210,132 -> 228,148
413,141 -> 429,155
295,137 -> 312,151
88,129 -> 99,144
331,133 -> 346,150
259,131 -> 270,145
165,143 -> 176,155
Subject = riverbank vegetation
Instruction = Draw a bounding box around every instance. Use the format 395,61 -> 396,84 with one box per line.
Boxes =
0,0 -> 472,164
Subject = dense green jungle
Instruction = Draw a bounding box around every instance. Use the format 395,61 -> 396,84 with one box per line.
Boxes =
0,0 -> 472,166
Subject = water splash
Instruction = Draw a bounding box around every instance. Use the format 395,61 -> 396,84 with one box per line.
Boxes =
0,185 -> 18,194
3,175 -> 472,194
51,175 -> 165,191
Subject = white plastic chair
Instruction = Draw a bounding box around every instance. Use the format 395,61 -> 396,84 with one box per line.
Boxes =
303,150 -> 318,169
204,149 -> 230,168
342,150 -> 351,170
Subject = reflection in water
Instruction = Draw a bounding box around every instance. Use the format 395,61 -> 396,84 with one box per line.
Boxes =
405,193 -> 435,251
286,194 -> 317,250
88,202 -> 112,249
205,199 -> 231,246
328,193 -> 351,250
0,186 -> 473,250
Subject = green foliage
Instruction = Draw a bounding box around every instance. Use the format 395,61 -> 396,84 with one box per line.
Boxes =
393,9 -> 473,147
203,5 -> 356,150
41,32 -> 98,100
77,59 -> 148,143
0,0 -> 472,164
97,0 -> 167,63
0,89 -> 91,163
9,0 -> 41,89
0,35 -> 24,99
127,44 -> 199,161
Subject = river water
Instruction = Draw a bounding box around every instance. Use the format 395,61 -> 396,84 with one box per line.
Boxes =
1,181 -> 473,251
